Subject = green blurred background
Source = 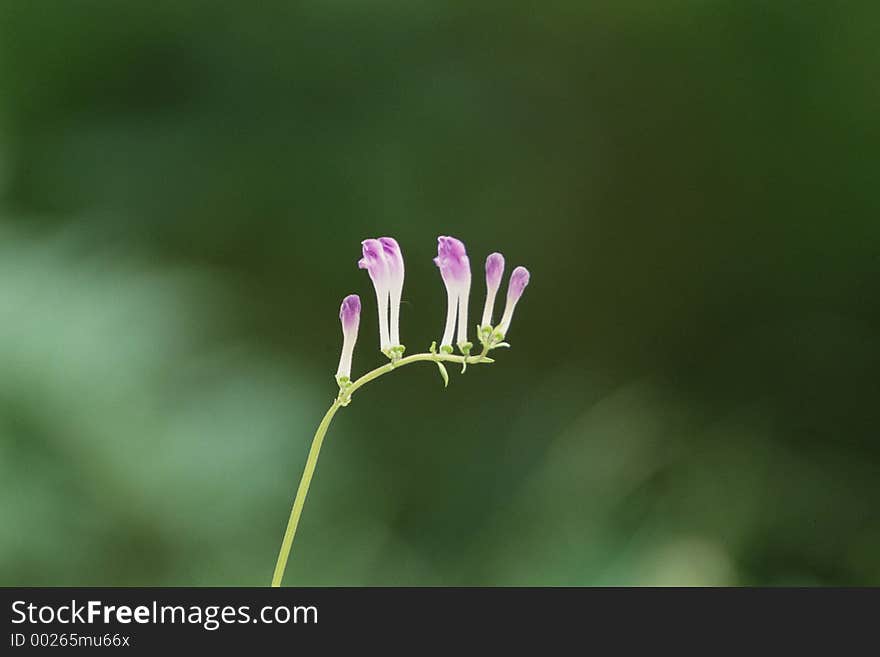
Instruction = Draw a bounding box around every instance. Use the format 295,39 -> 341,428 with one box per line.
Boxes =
1,1 -> 878,586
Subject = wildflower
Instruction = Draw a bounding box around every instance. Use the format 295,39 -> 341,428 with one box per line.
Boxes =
480,252 -> 505,329
497,266 -> 530,337
358,238 -> 392,352
273,235 -> 532,586
433,236 -> 471,354
335,294 -> 361,384
379,237 -> 405,352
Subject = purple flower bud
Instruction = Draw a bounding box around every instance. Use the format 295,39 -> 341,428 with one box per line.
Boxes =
336,294 -> 361,381
379,237 -> 405,347
481,252 -> 505,328
485,252 -> 505,290
339,293 -> 360,332
433,235 -> 471,348
508,266 -> 530,300
498,266 -> 530,337
358,238 -> 391,351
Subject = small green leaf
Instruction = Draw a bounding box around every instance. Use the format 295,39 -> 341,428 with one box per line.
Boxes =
492,342 -> 511,349
435,361 -> 450,387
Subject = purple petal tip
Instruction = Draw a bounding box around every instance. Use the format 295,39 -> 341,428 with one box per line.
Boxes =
378,236 -> 404,275
508,266 -> 530,299
359,238 -> 387,278
339,294 -> 361,328
434,235 -> 470,284
436,235 -> 467,258
485,252 -> 505,287
378,236 -> 400,252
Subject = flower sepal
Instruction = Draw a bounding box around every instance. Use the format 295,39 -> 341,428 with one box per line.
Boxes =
335,375 -> 353,406
384,344 -> 406,365
477,325 -> 509,350
477,324 -> 493,346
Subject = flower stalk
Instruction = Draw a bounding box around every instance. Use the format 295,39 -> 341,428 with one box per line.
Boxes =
271,234 -> 529,587
271,347 -> 494,587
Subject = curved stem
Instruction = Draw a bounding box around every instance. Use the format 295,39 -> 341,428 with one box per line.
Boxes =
270,400 -> 341,587
270,349 -> 491,587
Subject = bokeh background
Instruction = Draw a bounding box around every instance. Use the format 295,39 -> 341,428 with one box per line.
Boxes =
1,1 -> 878,586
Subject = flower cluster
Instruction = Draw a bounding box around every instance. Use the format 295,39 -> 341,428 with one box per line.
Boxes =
274,236 -> 529,586
334,235 -> 530,388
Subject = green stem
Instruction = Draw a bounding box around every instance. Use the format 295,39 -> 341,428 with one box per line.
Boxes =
270,349 -> 492,587
270,399 -> 341,587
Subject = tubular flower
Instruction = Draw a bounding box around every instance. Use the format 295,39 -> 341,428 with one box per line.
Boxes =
433,236 -> 471,353
358,238 -> 392,352
335,294 -> 361,384
497,266 -> 530,337
379,237 -> 405,350
480,252 -> 505,329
